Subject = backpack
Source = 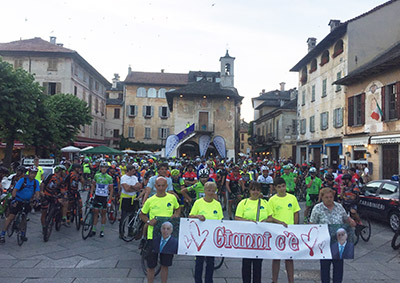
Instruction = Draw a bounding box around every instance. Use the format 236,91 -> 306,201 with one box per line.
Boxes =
19,177 -> 39,192
42,174 -> 54,189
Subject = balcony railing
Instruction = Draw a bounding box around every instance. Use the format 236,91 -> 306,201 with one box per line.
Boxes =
195,123 -> 215,133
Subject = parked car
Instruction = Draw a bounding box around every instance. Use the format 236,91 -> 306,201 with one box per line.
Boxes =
359,179 -> 400,232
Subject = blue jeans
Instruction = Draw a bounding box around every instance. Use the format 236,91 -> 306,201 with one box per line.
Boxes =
320,259 -> 344,283
195,256 -> 214,283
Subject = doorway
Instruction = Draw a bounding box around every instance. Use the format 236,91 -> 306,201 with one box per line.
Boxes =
300,147 -> 307,164
330,146 -> 339,170
199,112 -> 208,131
382,144 -> 399,179
313,147 -> 321,169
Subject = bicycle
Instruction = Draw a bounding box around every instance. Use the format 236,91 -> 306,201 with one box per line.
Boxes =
295,175 -> 307,201
68,190 -> 83,231
107,196 -> 118,225
305,194 -> 319,224
82,199 -> 94,240
43,195 -> 62,242
121,205 -> 144,242
7,201 -> 30,246
140,238 -> 161,277
391,226 -> 400,250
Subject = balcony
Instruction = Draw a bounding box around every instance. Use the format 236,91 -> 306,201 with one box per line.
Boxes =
195,123 -> 215,133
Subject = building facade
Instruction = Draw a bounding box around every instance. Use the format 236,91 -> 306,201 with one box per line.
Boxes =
166,51 -> 242,159
0,37 -> 110,148
239,120 -> 251,156
250,84 -> 297,161
336,41 -> 400,180
105,74 -> 124,148
123,69 -> 188,148
290,0 -> 400,169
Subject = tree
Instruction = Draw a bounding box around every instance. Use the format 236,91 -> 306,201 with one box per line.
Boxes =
0,58 -> 43,168
43,93 -> 92,150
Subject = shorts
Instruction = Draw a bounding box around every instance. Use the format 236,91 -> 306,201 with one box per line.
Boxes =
41,195 -> 54,210
9,200 -> 31,215
306,193 -> 319,206
93,195 -> 108,210
121,197 -> 139,213
145,240 -> 174,268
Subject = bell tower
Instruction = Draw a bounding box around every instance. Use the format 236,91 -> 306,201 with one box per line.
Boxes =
219,50 -> 235,88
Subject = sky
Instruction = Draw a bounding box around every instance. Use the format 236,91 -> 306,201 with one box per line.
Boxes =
0,0 -> 387,122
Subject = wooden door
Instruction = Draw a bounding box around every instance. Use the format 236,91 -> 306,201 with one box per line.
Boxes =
382,145 -> 398,179
199,112 -> 208,131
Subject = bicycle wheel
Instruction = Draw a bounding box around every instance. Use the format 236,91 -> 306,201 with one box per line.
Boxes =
55,211 -> 62,231
82,211 -> 93,240
107,202 -> 117,225
214,257 -> 224,270
141,248 -> 161,277
17,214 -> 27,246
360,216 -> 371,242
121,213 -> 136,242
43,211 -> 54,242
7,219 -> 14,237
391,229 -> 400,250
354,226 -> 360,246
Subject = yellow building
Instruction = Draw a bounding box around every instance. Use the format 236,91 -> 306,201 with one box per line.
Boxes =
240,120 -> 251,156
123,70 -> 187,148
105,74 -> 124,148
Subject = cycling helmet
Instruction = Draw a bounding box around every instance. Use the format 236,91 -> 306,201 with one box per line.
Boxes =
100,162 -> 109,168
309,167 -> 317,173
342,173 -> 352,180
261,166 -> 269,172
132,163 -> 139,170
283,165 -> 291,170
325,173 -> 334,181
171,169 -> 180,177
84,158 -> 90,163
71,164 -> 82,170
54,165 -> 66,173
16,165 -> 26,173
198,169 -> 209,178
111,161 -> 118,166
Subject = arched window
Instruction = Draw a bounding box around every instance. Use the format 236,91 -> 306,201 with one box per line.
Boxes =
158,88 -> 166,98
333,40 -> 344,58
301,67 -> 308,85
320,50 -> 330,66
137,87 -> 146,97
309,59 -> 317,73
147,88 -> 157,98
224,63 -> 231,75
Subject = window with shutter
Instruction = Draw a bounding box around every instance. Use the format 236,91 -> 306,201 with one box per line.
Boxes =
158,88 -> 166,98
144,128 -> 151,139
381,86 -> 386,121
322,79 -> 327,97
43,82 -> 49,95
56,83 -> 61,94
150,106 -> 154,117
128,105 -> 137,117
310,116 -> 315,132
148,88 -> 157,98
160,106 -> 168,119
47,58 -> 58,71
360,93 -> 365,125
336,72 -> 342,92
311,85 -> 316,102
114,108 -> 120,119
302,91 -> 305,106
348,97 -> 354,126
143,106 -> 153,117
137,87 -> 147,97
333,109 -> 337,128
128,127 -> 134,138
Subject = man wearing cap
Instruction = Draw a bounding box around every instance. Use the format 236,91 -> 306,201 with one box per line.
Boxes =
281,165 -> 297,194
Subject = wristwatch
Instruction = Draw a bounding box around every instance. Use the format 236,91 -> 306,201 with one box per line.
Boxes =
146,220 -> 150,224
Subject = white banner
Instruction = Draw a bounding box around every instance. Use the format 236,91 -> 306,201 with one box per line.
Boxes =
178,219 -> 333,260
213,136 -> 226,158
165,135 -> 180,157
198,135 -> 211,157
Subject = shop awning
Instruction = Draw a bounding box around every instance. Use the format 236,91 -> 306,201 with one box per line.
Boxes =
254,147 -> 269,153
325,143 -> 343,155
342,136 -> 369,146
0,142 -> 25,149
74,141 -> 107,147
370,134 -> 400,144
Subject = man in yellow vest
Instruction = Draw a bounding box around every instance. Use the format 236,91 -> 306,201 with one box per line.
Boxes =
33,157 -> 44,184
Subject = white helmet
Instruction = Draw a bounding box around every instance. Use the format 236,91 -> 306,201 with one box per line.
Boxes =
309,167 -> 317,173
261,166 -> 269,172
198,168 -> 209,178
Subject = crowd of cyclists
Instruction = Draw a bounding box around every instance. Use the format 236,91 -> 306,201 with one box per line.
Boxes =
0,154 -> 368,282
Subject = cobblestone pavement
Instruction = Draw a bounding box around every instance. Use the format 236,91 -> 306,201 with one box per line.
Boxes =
0,200 -> 399,283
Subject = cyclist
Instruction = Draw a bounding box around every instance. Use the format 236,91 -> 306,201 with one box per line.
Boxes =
323,173 -> 339,201
304,167 -> 322,223
33,157 -> 45,184
281,165 -> 297,195
82,158 -> 92,185
143,163 -> 174,204
257,166 -> 273,199
108,164 -> 121,221
120,160 -> 127,176
11,166 -> 26,189
240,166 -> 252,198
340,173 -> 361,224
40,165 -> 69,231
216,163 -> 228,211
181,169 -> 215,204
182,163 -> 197,187
68,163 -> 83,224
90,162 -> 114,237
225,166 -> 243,220
170,169 -> 185,208
0,166 -> 40,243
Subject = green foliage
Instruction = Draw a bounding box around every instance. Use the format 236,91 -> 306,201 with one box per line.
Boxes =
248,121 -> 254,136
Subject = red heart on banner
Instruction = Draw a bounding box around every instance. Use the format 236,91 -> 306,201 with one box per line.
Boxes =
318,241 -> 326,253
184,235 -> 192,249
301,226 -> 319,256
189,220 -> 209,252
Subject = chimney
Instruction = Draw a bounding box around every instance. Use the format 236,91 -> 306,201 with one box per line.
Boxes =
50,36 -> 56,45
161,69 -> 164,73
56,43 -> 63,47
329,20 -> 341,32
280,82 -> 286,91
128,65 -> 132,74
261,89 -> 265,95
307,37 -> 317,52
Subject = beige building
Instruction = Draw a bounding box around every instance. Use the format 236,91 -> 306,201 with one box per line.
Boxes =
0,37 -> 110,148
166,51 -> 243,159
290,0 -> 400,169
240,120 -> 251,155
105,74 -> 124,148
123,70 -> 187,148
336,41 -> 400,180
250,85 -> 297,160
